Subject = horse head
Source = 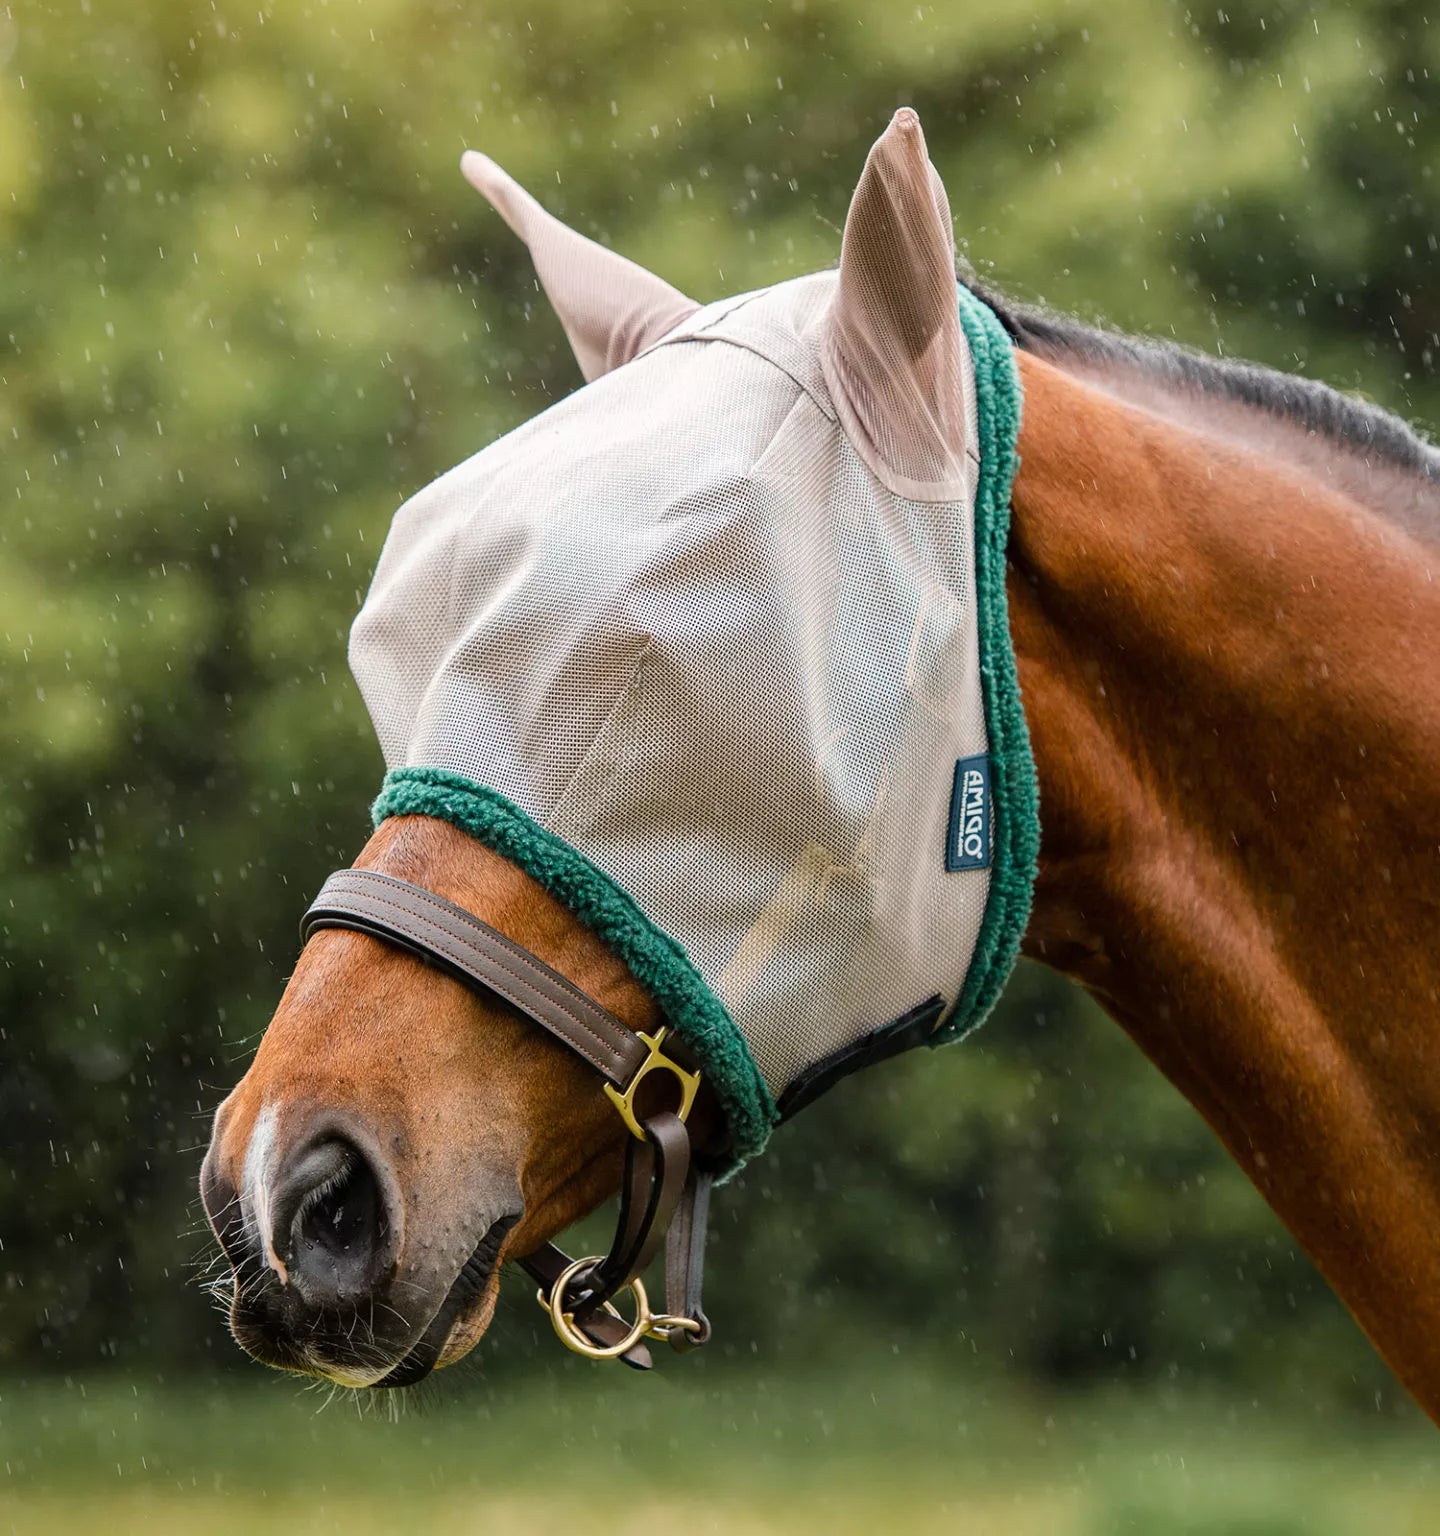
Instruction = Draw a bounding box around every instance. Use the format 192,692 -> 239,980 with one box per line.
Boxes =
199,109 -> 979,1386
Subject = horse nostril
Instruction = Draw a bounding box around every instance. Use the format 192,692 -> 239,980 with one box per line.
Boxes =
302,1149 -> 384,1261
271,1136 -> 391,1302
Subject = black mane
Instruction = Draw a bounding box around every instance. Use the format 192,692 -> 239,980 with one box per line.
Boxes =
966,281 -> 1440,487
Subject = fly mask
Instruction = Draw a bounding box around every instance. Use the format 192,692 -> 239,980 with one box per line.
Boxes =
301,109 -> 1038,1367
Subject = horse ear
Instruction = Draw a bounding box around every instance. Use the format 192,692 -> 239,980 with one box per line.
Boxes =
460,151 -> 699,383
823,109 -> 969,499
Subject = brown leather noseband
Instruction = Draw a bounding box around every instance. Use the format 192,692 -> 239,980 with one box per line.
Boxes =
301,867 -> 713,1371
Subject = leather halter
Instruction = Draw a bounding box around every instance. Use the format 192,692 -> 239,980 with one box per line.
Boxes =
300,867 -> 714,1371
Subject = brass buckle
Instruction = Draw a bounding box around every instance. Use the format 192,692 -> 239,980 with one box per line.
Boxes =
538,1255 -> 704,1360
603,1027 -> 700,1141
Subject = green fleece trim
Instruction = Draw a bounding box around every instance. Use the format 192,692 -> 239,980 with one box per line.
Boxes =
939,286 -> 1040,1045
371,766 -> 776,1168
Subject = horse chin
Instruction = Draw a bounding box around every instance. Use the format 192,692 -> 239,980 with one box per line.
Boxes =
290,1276 -> 503,1389
435,1275 -> 504,1369
308,1357 -> 400,1390
366,1210 -> 520,1389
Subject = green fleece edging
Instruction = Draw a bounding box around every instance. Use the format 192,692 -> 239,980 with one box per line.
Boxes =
371,766 -> 776,1168
939,286 -> 1041,1045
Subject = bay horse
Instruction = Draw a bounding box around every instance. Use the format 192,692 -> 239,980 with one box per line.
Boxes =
201,111 -> 1440,1419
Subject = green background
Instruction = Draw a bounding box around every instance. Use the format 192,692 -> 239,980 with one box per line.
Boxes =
4,0 -> 1439,1529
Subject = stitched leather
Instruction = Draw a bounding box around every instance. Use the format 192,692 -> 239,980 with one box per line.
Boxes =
571,1109 -> 691,1314
664,1168 -> 713,1352
302,868 -> 647,1087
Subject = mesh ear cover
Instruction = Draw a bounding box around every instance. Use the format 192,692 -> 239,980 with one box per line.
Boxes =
822,108 -> 973,500
460,150 -> 699,382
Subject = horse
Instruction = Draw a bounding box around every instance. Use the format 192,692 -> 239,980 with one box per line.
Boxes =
201,110 -> 1440,1419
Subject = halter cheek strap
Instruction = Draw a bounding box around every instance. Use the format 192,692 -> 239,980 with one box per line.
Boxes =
300,867 -> 713,1371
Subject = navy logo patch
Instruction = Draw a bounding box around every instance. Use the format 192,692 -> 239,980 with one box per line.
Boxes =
945,755 -> 992,872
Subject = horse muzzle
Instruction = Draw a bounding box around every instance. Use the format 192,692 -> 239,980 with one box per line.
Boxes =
200,1101 -> 505,1387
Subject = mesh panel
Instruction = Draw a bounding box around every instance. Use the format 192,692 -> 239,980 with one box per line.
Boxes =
350,271 -> 990,1095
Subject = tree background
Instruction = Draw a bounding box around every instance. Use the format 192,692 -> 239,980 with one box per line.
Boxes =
3,0 -> 1437,1425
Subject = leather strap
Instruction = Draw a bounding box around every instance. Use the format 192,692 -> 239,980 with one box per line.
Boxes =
569,1109 -> 690,1316
301,867 -> 712,1364
302,869 -> 648,1088
664,1168 -> 713,1351
515,1109 -> 696,1370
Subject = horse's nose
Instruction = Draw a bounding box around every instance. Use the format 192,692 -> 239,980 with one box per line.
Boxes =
201,1107 -> 412,1382
266,1132 -> 395,1304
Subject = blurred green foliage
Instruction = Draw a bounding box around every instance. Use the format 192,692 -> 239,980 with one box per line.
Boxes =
2,0 -> 1436,1413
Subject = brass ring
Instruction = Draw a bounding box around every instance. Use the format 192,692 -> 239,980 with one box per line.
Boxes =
543,1255 -> 652,1360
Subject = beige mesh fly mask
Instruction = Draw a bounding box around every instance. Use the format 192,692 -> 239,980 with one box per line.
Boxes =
356,265 -> 996,1088
303,111 -> 1037,1366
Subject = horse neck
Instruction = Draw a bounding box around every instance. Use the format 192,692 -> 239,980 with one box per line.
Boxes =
1007,349 -> 1440,1412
